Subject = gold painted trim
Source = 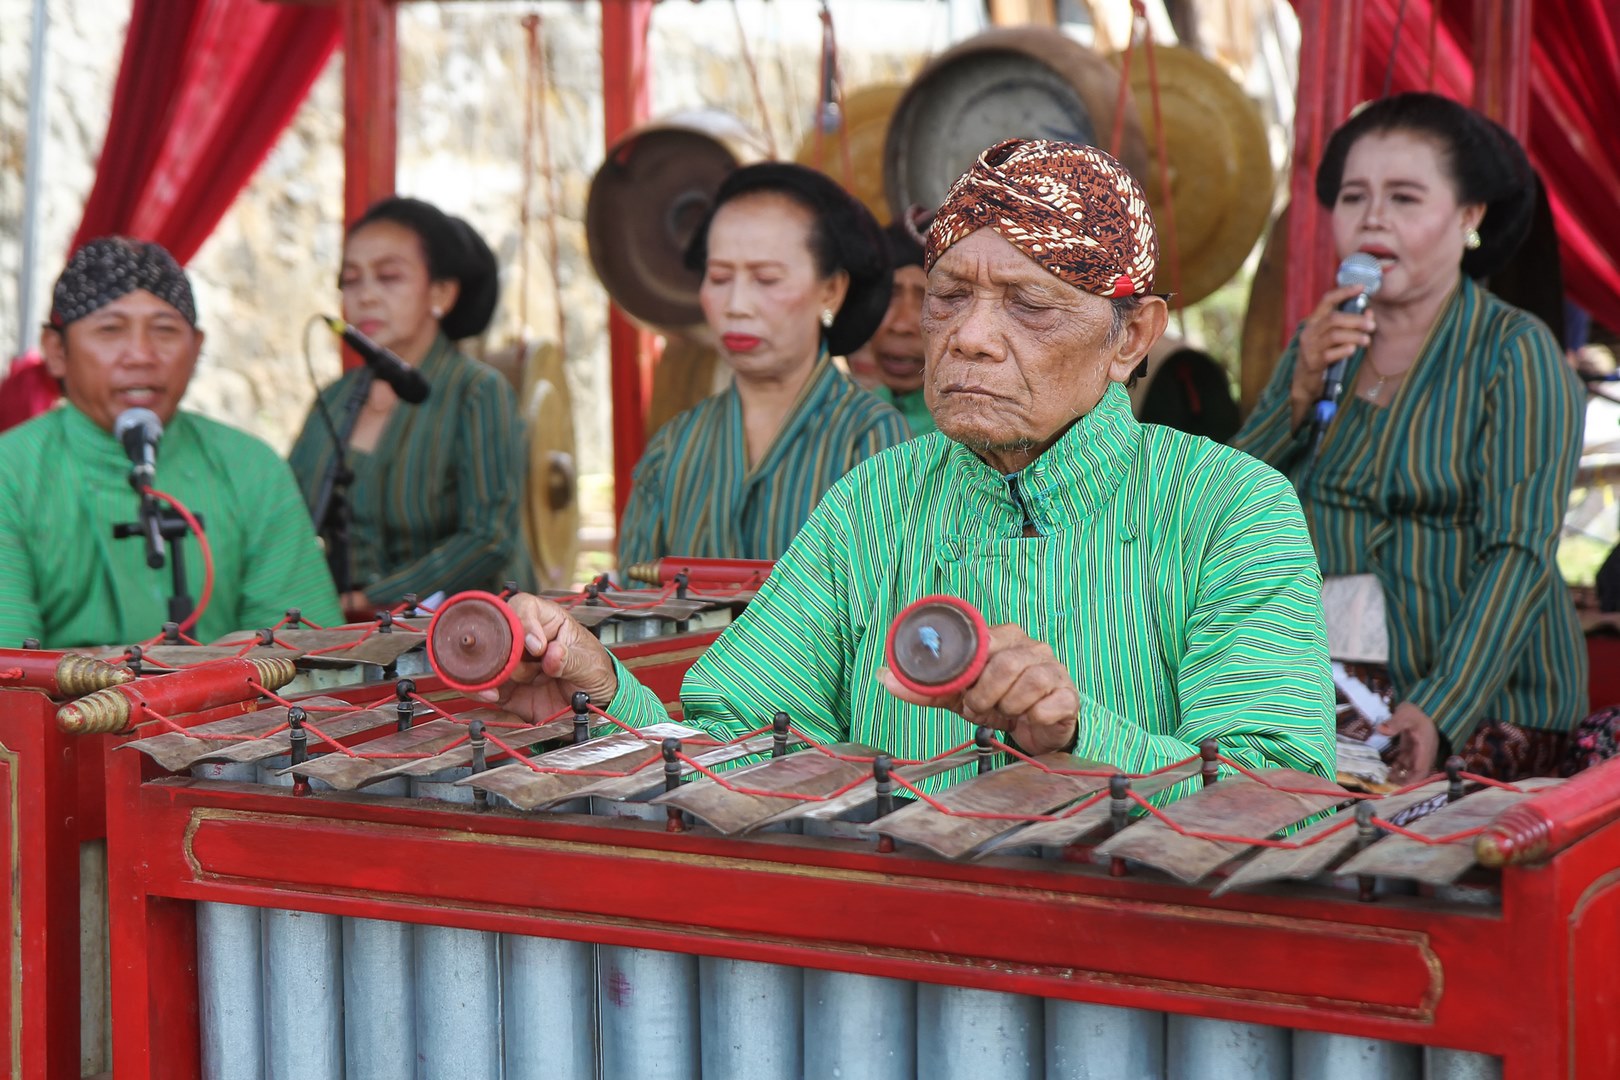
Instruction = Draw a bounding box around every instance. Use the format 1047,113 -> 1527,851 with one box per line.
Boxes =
183,807 -> 1442,1018
1566,867 -> 1620,1078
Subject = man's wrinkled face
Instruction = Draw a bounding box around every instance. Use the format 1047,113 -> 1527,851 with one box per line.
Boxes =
42,289 -> 202,432
921,228 -> 1159,470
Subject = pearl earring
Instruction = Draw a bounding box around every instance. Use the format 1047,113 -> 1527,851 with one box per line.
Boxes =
1465,227 -> 1482,250
820,309 -> 835,329
431,306 -> 445,319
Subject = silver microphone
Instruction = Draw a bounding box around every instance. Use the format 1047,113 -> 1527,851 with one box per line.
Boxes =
1312,253 -> 1384,454
114,407 -> 164,491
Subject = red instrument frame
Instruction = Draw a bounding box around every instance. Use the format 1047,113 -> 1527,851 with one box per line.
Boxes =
93,682 -> 1620,1079
0,625 -> 719,1079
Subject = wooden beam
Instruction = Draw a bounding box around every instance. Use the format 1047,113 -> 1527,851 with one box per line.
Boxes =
1472,0 -> 1533,141
342,0 -> 397,228
603,0 -> 655,526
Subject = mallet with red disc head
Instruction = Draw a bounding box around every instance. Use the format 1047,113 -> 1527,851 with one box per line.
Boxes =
884,595 -> 991,698
426,591 -> 525,693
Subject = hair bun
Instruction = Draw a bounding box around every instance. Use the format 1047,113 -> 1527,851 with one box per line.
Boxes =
439,216 -> 499,340
683,161 -> 894,356
1313,92 -> 1538,279
350,196 -> 500,339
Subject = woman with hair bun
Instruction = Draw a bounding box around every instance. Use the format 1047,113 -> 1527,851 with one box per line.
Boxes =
289,196 -> 532,618
1235,92 -> 1587,784
617,162 -> 908,566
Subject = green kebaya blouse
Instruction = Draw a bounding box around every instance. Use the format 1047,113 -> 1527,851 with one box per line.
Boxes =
1234,278 -> 1587,743
618,355 -> 908,566
0,404 -> 340,647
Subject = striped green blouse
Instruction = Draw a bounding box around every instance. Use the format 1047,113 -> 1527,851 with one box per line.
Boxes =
607,383 -> 1335,794
288,336 -> 533,606
617,355 -> 908,566
0,404 -> 341,647
1234,278 -> 1587,743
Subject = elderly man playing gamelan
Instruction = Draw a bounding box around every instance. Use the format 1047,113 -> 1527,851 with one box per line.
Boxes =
485,140 -> 1335,789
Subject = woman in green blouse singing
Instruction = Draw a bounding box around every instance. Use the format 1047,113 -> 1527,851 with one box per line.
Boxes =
289,197 -> 531,620
617,163 -> 908,568
1235,93 -> 1587,783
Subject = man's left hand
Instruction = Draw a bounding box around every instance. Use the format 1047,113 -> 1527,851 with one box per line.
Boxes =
879,623 -> 1080,755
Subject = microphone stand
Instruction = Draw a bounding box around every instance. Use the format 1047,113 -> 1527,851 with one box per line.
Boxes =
310,368 -> 375,596
112,473 -> 204,628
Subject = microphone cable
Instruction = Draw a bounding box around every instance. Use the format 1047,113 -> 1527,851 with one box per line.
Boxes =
146,486 -> 215,637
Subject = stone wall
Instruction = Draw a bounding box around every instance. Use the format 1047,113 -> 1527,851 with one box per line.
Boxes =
0,0 -> 961,488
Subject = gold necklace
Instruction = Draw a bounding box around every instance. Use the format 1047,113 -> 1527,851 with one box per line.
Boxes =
1360,357 -> 1411,403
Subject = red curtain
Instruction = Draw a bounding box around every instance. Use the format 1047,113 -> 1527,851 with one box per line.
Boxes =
1317,0 -> 1620,329
71,0 -> 341,264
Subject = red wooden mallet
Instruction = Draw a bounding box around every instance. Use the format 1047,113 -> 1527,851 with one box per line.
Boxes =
426,591 -> 526,693
884,595 -> 991,698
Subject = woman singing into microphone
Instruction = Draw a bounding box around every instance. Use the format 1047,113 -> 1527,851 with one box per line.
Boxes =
1234,93 -> 1586,783
289,197 -> 532,619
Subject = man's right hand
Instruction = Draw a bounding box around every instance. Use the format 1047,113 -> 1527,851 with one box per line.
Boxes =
1289,283 -> 1376,430
475,593 -> 619,722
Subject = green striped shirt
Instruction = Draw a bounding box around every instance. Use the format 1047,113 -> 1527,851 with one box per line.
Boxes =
288,336 -> 534,606
618,355 -> 908,565
0,404 -> 341,647
871,384 -> 938,437
1233,278 -> 1587,742
608,383 -> 1334,793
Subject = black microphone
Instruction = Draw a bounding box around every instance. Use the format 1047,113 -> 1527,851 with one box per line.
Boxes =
114,407 -> 163,493
323,316 -> 431,404
1312,253 -> 1384,453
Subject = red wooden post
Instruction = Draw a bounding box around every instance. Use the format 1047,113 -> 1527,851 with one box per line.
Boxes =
603,0 -> 655,525
1472,0 -> 1533,141
0,690 -> 85,1078
105,747 -> 202,1080
343,0 -> 398,229
1282,0 -> 1365,335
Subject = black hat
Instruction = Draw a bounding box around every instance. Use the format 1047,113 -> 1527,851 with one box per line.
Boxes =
684,162 -> 893,356
51,237 -> 196,329
349,197 -> 500,340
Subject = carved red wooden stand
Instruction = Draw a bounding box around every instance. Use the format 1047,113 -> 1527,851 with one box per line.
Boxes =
91,682 -> 1620,1079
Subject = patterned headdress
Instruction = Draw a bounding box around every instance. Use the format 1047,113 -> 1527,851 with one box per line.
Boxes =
50,237 -> 197,329
925,139 -> 1158,298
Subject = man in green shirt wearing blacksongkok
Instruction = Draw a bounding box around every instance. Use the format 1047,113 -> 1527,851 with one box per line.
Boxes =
485,140 -> 1335,792
0,238 -> 341,649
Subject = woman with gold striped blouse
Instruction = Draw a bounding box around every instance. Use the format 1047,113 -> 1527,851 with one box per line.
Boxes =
289,198 -> 532,619
1235,93 -> 1587,783
617,164 -> 907,567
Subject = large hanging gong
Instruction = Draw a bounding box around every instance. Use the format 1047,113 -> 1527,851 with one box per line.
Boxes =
520,340 -> 580,588
794,83 -> 906,226
1119,45 -> 1274,309
585,109 -> 769,332
883,27 -> 1149,220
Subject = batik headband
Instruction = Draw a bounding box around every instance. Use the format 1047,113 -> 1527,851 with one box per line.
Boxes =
50,237 -> 197,328
925,139 -> 1158,298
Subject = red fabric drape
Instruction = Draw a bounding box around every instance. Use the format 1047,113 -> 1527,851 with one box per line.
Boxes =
71,0 -> 340,265
1306,0 -> 1620,329
0,354 -> 60,433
